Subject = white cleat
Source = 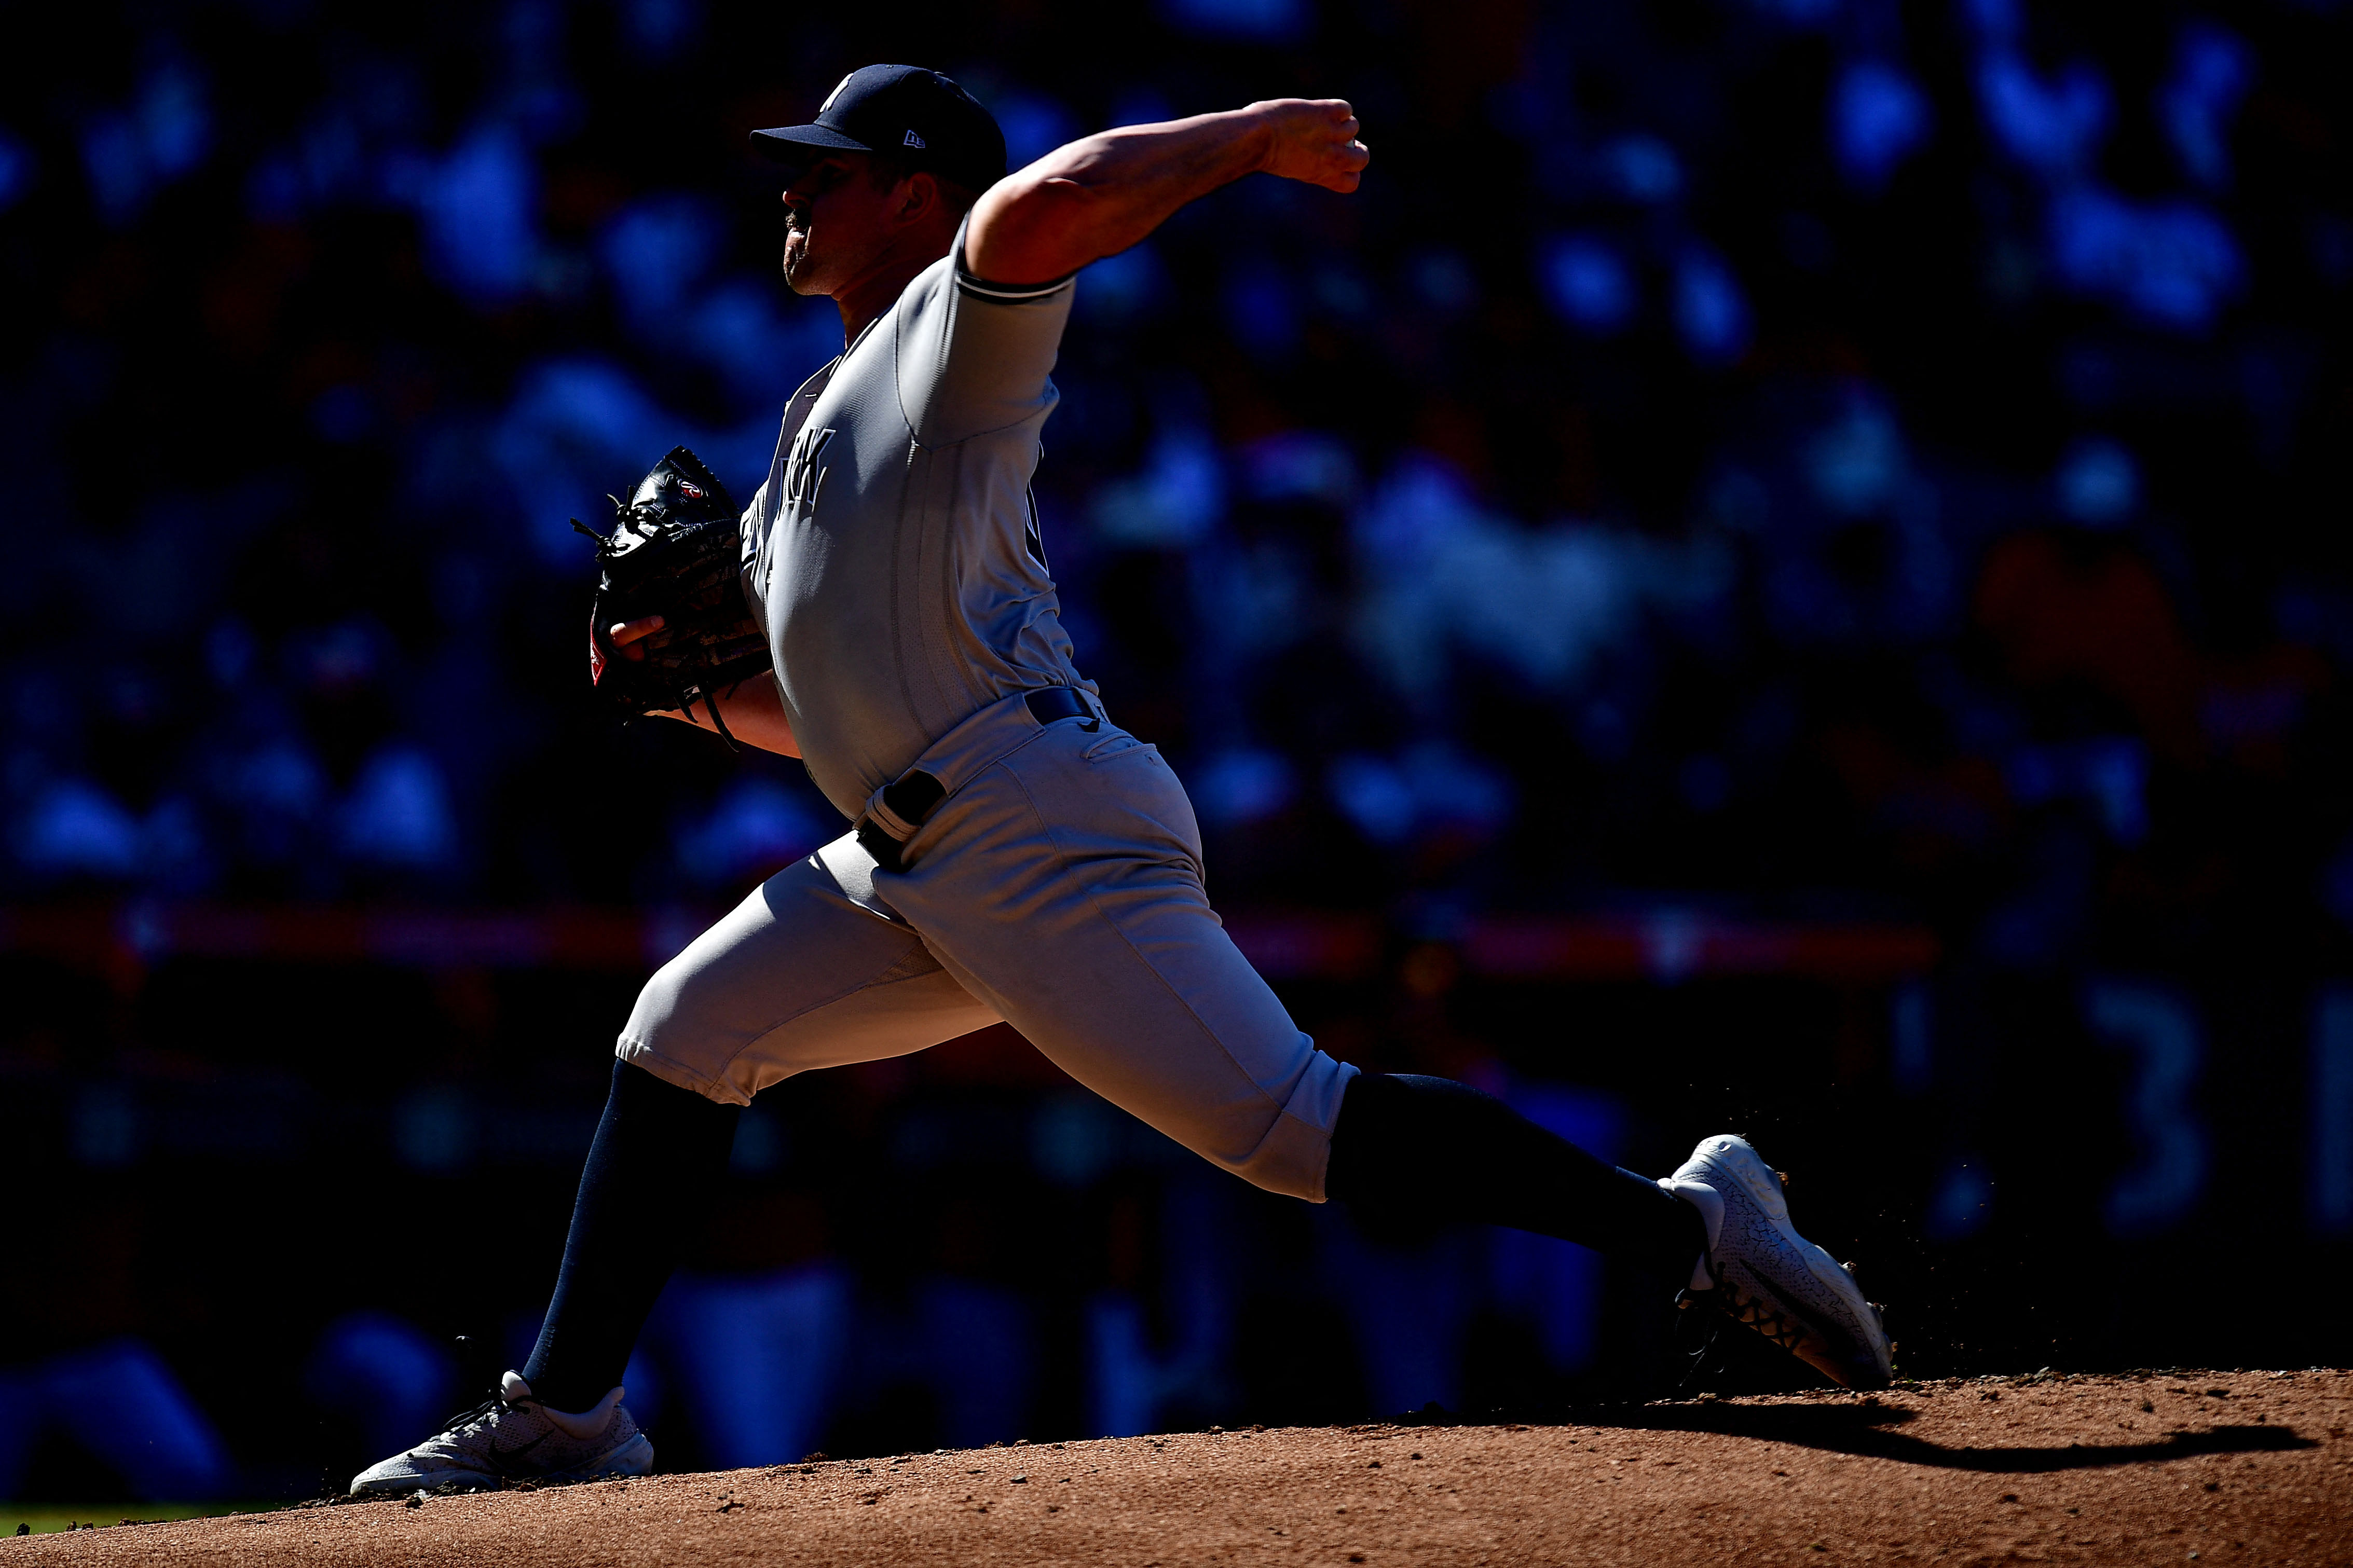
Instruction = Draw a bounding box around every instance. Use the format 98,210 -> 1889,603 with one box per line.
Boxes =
349,1370 -> 654,1495
1661,1134 -> 1894,1390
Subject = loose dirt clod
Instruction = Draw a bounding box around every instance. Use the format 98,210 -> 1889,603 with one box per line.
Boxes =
7,1370 -> 2348,1565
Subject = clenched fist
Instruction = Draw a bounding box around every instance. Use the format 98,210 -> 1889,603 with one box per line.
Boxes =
1249,99 -> 1371,194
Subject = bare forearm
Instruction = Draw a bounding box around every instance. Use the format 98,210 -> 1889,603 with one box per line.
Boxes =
967,99 -> 1366,285
649,676 -> 799,756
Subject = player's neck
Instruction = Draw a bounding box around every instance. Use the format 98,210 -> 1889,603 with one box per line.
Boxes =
831,237 -> 952,347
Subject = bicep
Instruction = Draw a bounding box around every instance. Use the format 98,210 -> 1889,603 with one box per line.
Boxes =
966,174 -> 1103,287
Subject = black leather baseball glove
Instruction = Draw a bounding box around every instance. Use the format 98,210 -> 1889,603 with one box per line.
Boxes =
578,446 -> 773,745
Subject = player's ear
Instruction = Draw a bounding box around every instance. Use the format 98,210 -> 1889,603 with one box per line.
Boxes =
897,170 -> 939,226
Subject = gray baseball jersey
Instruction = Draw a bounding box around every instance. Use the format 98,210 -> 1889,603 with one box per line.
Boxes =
633,215 -> 1358,1204
740,212 -> 1092,821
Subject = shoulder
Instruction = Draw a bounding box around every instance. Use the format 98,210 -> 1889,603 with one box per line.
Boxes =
892,214 -> 1076,333
890,215 -> 1075,445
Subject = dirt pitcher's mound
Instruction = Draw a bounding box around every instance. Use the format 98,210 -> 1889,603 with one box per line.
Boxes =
10,1370 -> 2349,1566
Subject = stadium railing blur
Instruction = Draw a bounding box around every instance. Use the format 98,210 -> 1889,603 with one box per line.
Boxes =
0,902 -> 1937,984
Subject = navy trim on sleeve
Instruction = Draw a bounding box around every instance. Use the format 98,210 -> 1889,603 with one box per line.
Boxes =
954,233 -> 1075,301
954,260 -> 1076,301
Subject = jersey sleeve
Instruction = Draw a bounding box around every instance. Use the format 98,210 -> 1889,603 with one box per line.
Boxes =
893,211 -> 1076,448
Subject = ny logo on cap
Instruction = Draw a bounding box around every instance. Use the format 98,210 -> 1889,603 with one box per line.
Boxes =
820,74 -> 853,114
903,130 -> 926,148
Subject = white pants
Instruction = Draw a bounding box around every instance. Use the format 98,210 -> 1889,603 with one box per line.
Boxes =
618,697 -> 1356,1201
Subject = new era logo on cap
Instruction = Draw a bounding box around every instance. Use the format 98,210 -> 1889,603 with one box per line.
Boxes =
904,130 -> 926,148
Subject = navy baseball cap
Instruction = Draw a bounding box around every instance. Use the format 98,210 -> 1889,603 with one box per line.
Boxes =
753,65 -> 1007,195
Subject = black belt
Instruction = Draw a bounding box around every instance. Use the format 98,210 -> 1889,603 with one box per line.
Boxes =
855,688 -> 1100,872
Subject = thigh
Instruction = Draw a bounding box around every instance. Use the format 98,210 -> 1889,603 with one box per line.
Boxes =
621,832 -> 1002,1105
881,728 -> 1356,1200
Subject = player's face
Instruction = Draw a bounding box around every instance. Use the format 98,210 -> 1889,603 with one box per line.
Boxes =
779,153 -> 904,297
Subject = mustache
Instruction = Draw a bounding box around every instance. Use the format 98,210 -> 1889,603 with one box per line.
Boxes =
785,201 -> 812,232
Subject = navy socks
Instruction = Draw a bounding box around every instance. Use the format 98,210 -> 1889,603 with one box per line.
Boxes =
521,1064 -> 1698,1414
521,1058 -> 741,1413
1324,1071 -> 1706,1279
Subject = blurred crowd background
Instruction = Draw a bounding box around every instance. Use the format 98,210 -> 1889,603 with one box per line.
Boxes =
5,0 -> 2351,1503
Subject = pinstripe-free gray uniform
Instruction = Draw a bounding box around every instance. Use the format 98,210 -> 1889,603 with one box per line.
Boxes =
618,217 -> 1356,1200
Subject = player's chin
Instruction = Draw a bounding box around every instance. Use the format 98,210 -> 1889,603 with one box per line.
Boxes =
781,233 -> 814,285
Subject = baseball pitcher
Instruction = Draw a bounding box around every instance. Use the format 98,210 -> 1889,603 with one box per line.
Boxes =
353,65 -> 1889,1493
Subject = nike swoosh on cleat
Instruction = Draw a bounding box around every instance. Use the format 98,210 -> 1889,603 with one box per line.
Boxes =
478,1428 -> 560,1476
